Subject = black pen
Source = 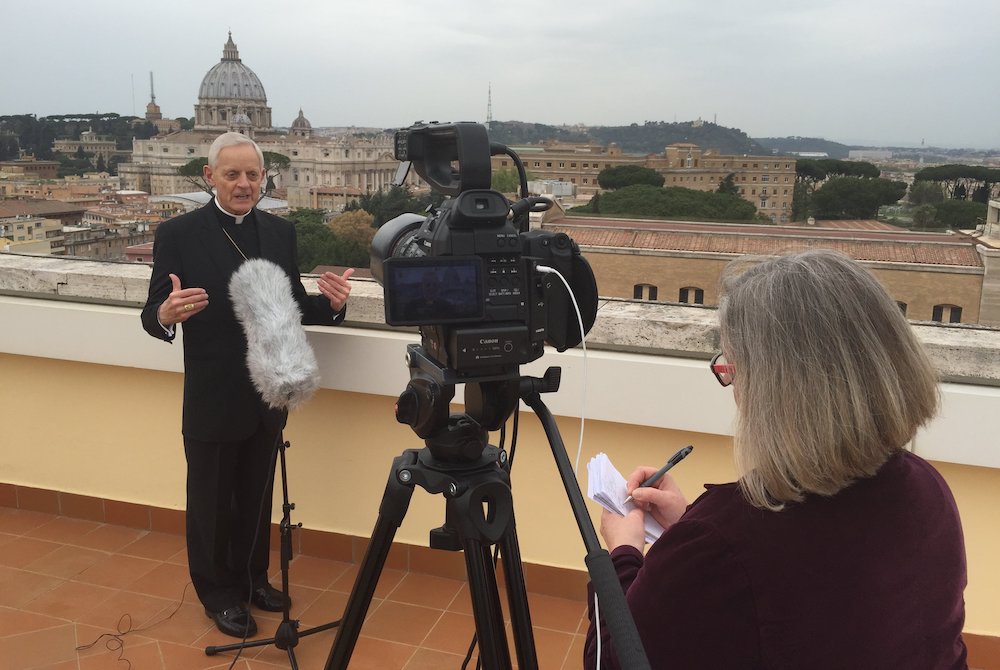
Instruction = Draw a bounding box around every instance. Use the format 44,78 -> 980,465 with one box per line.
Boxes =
623,445 -> 694,504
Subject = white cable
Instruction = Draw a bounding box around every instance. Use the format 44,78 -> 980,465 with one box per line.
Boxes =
535,264 -> 588,474
538,263 -> 597,666
594,591 -> 602,670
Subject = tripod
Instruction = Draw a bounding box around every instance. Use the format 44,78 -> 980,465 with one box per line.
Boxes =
205,439 -> 341,668
324,346 -> 650,670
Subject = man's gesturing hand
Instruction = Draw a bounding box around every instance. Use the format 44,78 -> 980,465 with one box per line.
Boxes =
318,268 -> 354,312
158,273 -> 209,326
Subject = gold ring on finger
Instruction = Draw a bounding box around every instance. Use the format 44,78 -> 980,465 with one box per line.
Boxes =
184,303 -> 194,311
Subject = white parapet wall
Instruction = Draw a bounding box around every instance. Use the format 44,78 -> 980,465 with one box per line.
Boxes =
1,252 -> 999,469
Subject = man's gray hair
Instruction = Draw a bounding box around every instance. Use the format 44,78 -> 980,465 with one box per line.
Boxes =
208,132 -> 264,169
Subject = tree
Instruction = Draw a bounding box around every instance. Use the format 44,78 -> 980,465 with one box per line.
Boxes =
792,160 -> 828,220
328,209 -> 375,268
329,209 -> 375,245
287,208 -> 327,226
295,221 -> 340,273
571,184 -> 758,221
491,168 -> 525,194
717,173 -> 739,196
0,134 -> 19,161
262,151 -> 290,195
133,121 -> 159,140
933,200 -> 987,229
107,154 -> 125,175
597,165 -> 665,190
346,185 -> 442,227
913,164 -> 1000,202
820,159 -> 880,179
908,180 -> 945,206
95,154 -> 106,172
177,157 -> 211,194
589,192 -> 601,214
791,159 -> 882,221
811,177 -> 907,219
911,205 -> 938,229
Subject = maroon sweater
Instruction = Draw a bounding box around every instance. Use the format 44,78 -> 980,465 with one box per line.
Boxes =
585,451 -> 967,669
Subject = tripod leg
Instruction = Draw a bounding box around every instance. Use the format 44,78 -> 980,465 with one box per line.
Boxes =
448,469 -> 538,670
463,540 -> 512,670
497,521 -> 538,670
324,451 -> 418,670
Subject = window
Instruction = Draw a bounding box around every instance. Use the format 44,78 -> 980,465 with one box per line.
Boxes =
571,162 -> 576,168
546,162 -> 552,168
762,175 -> 770,182
932,304 -> 963,323
679,287 -> 705,304
633,284 -> 658,301
559,162 -> 565,168
534,161 -> 540,167
501,160 -> 508,167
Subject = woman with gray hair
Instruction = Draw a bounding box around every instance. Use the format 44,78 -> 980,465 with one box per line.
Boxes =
585,249 -> 967,669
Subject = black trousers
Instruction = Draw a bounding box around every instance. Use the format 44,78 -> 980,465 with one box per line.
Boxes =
183,425 -> 280,612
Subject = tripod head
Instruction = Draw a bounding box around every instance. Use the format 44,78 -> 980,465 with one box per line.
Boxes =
394,344 -> 519,462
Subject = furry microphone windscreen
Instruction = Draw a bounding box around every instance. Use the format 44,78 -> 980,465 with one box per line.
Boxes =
229,258 -> 320,411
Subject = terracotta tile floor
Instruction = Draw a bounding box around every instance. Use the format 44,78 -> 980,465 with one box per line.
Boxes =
0,508 -> 588,669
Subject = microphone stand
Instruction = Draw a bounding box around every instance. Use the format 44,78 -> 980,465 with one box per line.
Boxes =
205,438 -> 341,668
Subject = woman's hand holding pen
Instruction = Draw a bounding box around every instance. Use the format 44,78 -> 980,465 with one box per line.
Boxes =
626,467 -> 689,531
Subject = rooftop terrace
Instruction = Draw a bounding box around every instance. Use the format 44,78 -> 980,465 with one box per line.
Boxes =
1,252 -> 998,668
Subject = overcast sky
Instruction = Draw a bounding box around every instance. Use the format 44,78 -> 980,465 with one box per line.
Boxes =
4,0 -> 998,149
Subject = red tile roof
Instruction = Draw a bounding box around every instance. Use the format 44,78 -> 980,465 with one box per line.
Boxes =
545,217 -> 985,268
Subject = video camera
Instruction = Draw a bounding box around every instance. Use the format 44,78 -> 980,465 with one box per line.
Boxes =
370,121 -> 598,380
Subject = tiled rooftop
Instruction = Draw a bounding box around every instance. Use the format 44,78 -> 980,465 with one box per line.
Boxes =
546,218 -> 987,267
0,508 -> 588,670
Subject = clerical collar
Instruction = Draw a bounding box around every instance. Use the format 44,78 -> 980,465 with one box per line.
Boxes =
213,197 -> 251,225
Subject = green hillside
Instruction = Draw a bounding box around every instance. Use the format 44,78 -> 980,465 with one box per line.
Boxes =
488,120 -> 772,156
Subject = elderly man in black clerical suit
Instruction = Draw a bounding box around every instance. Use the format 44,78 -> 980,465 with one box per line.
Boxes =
141,132 -> 354,638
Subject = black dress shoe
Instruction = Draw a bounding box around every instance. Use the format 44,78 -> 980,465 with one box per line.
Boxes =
250,583 -> 291,612
205,604 -> 257,638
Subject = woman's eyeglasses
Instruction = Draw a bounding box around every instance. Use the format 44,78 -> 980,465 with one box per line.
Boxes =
710,352 -> 735,387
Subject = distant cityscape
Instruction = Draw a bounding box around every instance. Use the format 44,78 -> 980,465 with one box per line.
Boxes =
2,32 -> 999,331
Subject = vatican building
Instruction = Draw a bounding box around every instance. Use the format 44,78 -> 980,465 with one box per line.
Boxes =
119,33 -> 403,209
